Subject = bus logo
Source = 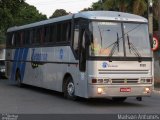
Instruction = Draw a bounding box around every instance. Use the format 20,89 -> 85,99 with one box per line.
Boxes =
59,49 -> 64,59
102,62 -> 108,68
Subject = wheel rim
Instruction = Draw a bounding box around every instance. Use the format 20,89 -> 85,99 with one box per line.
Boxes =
67,82 -> 74,96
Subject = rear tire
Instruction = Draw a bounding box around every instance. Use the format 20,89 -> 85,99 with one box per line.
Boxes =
64,77 -> 76,100
112,97 -> 127,102
16,71 -> 23,87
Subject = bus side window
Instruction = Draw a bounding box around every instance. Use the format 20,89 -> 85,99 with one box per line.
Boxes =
32,29 -> 36,44
44,26 -> 50,43
20,31 -> 24,46
29,29 -> 33,45
25,30 -> 30,45
67,22 -> 71,42
61,22 -> 71,42
50,24 -> 56,43
40,27 -> 44,44
57,23 -> 62,42
33,28 -> 41,45
15,32 -> 21,47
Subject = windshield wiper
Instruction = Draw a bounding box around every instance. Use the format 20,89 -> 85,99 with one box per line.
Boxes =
109,32 -> 120,59
98,26 -> 103,47
127,34 -> 142,62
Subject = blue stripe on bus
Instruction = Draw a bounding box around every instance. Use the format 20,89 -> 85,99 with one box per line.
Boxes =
20,48 -> 29,81
10,48 -> 29,83
10,48 -> 19,82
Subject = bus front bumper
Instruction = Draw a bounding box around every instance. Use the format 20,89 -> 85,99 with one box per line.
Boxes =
87,84 -> 153,98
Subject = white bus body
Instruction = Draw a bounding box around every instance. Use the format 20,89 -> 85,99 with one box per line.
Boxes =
6,11 -> 153,101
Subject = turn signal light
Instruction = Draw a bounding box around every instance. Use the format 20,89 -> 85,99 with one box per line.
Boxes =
140,78 -> 152,83
92,79 -> 97,83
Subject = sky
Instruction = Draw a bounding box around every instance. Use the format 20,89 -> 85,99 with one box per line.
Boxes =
26,0 -> 99,17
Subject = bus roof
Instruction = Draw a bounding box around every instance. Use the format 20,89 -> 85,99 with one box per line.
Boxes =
7,11 -> 148,32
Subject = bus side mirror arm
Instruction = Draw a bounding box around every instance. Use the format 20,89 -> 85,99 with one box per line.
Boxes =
149,34 -> 153,48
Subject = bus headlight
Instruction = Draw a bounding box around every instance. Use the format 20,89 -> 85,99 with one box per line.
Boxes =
97,87 -> 106,94
144,87 -> 151,94
98,88 -> 103,94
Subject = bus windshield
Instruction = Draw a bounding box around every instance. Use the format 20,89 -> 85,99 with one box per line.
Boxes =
89,21 -> 151,57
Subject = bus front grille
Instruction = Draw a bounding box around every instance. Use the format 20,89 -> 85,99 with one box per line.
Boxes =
111,79 -> 139,84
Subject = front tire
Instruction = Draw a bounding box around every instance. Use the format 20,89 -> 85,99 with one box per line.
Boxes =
64,77 -> 76,100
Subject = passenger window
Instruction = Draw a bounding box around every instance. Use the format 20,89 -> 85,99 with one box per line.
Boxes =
44,26 -> 50,43
50,24 -> 56,43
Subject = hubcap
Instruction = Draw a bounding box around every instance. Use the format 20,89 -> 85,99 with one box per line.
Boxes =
67,82 -> 74,96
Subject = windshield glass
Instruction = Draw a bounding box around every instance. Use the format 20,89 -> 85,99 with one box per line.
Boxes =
90,22 -> 124,57
123,23 -> 151,57
89,21 -> 151,57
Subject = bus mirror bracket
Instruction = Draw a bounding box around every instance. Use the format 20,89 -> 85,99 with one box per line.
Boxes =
149,34 -> 153,48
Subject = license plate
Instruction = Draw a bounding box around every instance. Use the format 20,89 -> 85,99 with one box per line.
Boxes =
120,88 -> 131,92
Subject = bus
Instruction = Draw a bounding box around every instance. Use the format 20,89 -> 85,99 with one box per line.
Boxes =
6,11 -> 153,102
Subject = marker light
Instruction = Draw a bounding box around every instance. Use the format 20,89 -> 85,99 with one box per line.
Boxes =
97,79 -> 103,83
104,79 -> 109,83
141,79 -> 146,83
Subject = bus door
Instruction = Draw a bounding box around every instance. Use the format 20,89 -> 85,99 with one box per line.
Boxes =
77,20 -> 89,97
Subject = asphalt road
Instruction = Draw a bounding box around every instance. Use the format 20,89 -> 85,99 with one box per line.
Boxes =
0,79 -> 160,114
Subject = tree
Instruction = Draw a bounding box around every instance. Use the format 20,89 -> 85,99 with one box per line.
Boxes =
0,0 -> 47,45
50,9 -> 69,18
91,0 -> 147,15
158,0 -> 160,35
153,0 -> 160,32
0,0 -> 25,32
131,0 -> 147,15
89,0 -> 159,32
0,0 -> 47,31
81,7 -> 93,12
13,3 -> 47,26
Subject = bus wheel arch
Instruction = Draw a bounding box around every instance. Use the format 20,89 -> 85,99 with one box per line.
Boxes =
63,73 -> 76,100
